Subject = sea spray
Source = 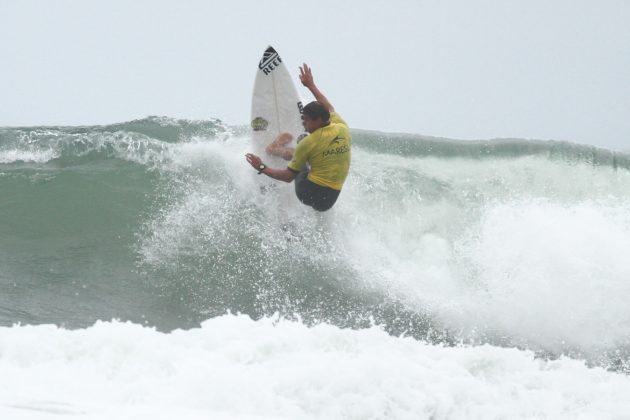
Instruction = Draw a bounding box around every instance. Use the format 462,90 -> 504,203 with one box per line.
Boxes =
2,117 -> 630,371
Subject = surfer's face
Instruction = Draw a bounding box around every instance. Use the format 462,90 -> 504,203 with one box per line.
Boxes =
302,115 -> 325,133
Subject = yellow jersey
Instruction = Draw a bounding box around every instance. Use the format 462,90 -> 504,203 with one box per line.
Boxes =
287,112 -> 352,190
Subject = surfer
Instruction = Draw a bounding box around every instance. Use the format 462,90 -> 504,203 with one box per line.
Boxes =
246,64 -> 351,212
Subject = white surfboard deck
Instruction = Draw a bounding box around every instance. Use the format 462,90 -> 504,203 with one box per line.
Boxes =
251,46 -> 306,159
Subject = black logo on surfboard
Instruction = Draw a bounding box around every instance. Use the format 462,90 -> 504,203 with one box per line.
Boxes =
259,46 -> 282,75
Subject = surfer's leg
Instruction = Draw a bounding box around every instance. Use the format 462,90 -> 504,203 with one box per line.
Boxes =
294,168 -> 339,211
294,168 -> 315,207
266,132 -> 295,160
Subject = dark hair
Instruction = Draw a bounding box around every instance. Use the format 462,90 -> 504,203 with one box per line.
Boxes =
302,101 -> 330,122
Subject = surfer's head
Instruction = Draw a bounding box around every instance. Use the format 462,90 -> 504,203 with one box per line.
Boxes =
302,101 -> 330,133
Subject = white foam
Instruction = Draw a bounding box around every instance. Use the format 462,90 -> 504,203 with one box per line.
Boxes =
0,315 -> 628,420
336,151 -> 630,356
137,141 -> 630,359
0,149 -> 59,164
450,199 -> 630,352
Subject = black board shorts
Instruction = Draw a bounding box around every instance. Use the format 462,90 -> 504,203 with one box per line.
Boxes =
293,168 -> 340,212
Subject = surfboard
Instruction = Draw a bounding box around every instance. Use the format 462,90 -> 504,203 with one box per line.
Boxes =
251,46 -> 305,157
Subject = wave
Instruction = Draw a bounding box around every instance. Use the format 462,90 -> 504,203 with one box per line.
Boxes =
357,130 -> 630,167
0,116 -> 233,167
1,116 -> 628,166
1,117 -> 630,373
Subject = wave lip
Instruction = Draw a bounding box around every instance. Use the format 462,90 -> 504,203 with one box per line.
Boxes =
1,315 -> 629,419
354,129 -> 630,169
0,116 -> 232,167
0,149 -> 59,164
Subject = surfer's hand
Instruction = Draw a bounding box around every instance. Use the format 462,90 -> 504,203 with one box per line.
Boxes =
245,153 -> 262,169
299,63 -> 315,88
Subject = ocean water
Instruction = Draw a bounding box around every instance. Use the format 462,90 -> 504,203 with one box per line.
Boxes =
1,117 -> 630,419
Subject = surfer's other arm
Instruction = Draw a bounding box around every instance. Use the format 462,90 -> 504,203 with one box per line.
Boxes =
299,63 -> 334,113
245,153 -> 296,183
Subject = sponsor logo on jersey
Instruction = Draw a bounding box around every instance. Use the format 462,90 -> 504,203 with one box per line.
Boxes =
322,144 -> 349,158
259,46 -> 282,75
251,117 -> 269,131
328,135 -> 344,146
322,136 -> 349,157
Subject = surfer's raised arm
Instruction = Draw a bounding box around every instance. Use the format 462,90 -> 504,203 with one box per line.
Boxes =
299,64 -> 335,113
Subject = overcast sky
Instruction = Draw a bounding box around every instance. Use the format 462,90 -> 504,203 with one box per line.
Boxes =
1,0 -> 629,150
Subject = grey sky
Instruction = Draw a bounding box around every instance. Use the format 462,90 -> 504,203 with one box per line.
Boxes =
2,0 -> 629,150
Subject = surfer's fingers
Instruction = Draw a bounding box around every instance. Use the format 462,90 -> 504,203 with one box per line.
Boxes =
246,154 -> 260,166
299,64 -> 313,85
300,63 -> 312,75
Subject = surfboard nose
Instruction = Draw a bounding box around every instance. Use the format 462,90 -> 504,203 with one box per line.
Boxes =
259,46 -> 280,70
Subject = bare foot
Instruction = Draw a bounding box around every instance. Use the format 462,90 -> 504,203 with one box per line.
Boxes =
266,132 -> 293,156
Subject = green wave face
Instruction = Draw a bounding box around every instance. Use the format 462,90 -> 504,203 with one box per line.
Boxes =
2,117 -> 630,371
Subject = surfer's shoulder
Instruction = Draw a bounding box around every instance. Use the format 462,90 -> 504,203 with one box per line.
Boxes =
330,112 -> 348,127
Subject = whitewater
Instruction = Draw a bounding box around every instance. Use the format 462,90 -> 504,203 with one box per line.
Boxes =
1,117 -> 630,419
